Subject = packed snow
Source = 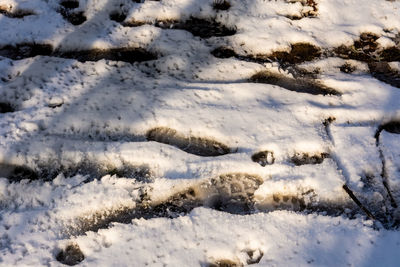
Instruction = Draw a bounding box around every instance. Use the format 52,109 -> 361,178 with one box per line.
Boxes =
0,0 -> 400,266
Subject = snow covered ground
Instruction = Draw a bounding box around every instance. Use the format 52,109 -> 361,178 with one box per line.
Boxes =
0,0 -> 400,266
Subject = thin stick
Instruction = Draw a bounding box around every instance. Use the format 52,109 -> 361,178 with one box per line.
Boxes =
342,184 -> 376,220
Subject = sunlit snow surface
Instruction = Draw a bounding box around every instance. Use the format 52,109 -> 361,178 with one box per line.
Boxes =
1,0 -> 400,266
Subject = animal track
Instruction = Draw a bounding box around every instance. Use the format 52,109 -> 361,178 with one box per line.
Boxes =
249,70 -> 341,95
290,152 -> 329,166
125,17 -> 236,38
251,151 -> 275,166
146,127 -> 231,157
56,243 -> 85,266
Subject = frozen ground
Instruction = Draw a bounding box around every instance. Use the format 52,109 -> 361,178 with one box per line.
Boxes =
0,0 -> 400,266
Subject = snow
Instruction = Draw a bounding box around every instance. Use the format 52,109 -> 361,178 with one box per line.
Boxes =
0,0 -> 400,265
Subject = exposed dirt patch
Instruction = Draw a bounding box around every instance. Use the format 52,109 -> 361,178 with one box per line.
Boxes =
212,43 -> 321,65
0,6 -> 35,18
0,43 -> 53,60
0,164 -> 38,182
0,43 -> 157,63
244,249 -> 264,265
333,32 -> 400,64
270,43 -> 321,64
125,17 -> 236,38
0,162 -> 153,182
55,47 -> 157,63
60,0 -> 79,9
285,0 -> 318,20
213,0 -> 231,11
146,127 -> 231,156
249,70 -> 341,95
0,102 -> 15,113
109,10 -> 127,22
211,46 -> 236,59
368,62 -> 400,88
58,0 -> 86,25
251,150 -> 275,166
378,120 -> 400,134
69,173 -> 263,234
380,47 -> 400,62
208,259 -> 242,267
340,62 -> 356,73
290,152 -> 329,166
60,10 -> 86,25
56,243 -> 84,266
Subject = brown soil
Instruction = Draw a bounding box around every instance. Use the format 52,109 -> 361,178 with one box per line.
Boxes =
249,70 -> 341,95
290,152 -> 329,166
251,150 -> 275,166
146,127 -> 231,156
0,102 -> 15,113
0,43 -> 53,60
56,243 -> 84,266
213,0 -> 231,11
125,17 -> 237,38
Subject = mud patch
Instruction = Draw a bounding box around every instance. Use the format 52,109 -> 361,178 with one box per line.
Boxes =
0,164 -> 38,182
290,152 -> 329,166
379,47 -> 400,62
60,0 -> 79,9
244,249 -> 264,265
249,70 -> 341,95
0,43 -> 53,60
125,17 -> 236,38
213,0 -> 231,11
211,46 -> 237,59
55,47 -> 157,63
146,127 -> 231,156
269,43 -> 321,64
208,259 -> 242,267
368,62 -> 400,88
333,32 -> 400,63
212,43 -> 321,65
0,102 -> 15,113
0,162 -> 153,182
378,121 -> 400,135
0,44 -> 156,62
69,173 -> 263,234
109,11 -> 127,23
0,6 -> 35,18
56,243 -> 84,266
251,151 -> 275,166
340,62 -> 356,73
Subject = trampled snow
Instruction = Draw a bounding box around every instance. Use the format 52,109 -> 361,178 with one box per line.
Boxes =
0,0 -> 400,266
